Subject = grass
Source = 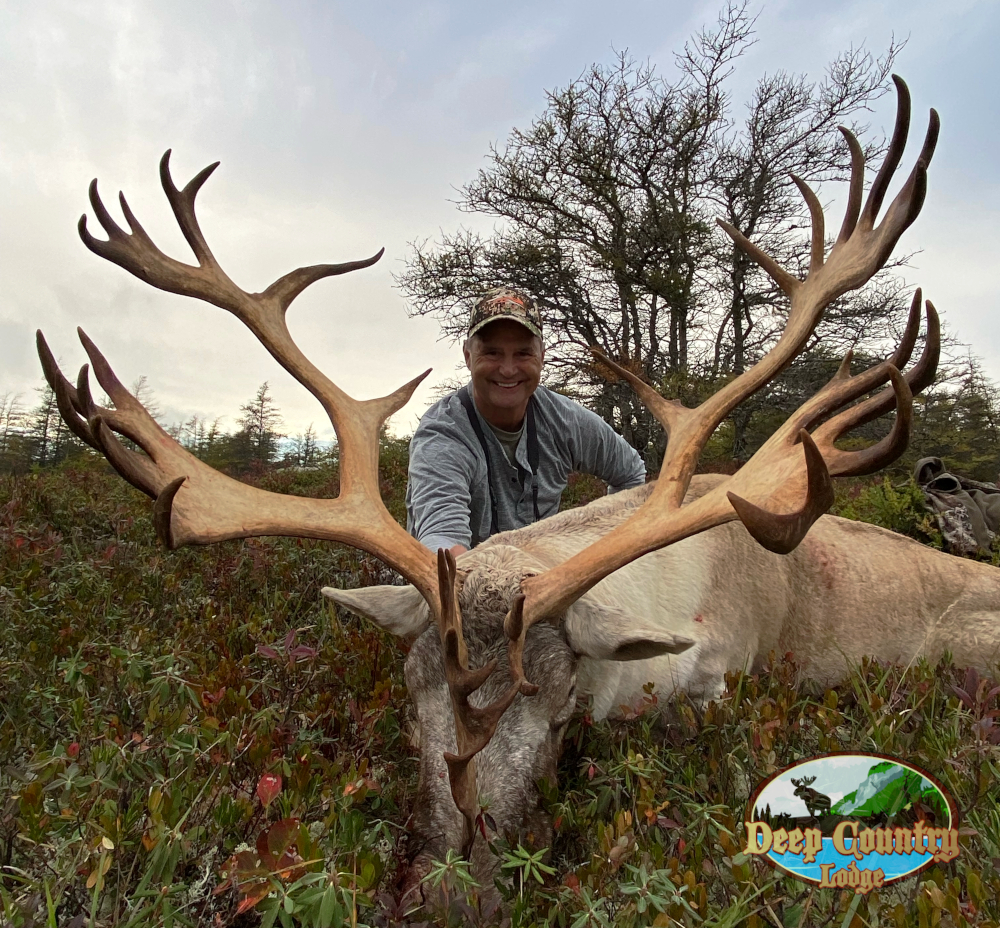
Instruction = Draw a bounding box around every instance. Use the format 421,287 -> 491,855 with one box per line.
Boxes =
1,452 -> 999,926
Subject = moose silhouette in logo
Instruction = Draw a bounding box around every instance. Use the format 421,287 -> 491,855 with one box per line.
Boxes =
791,776 -> 832,819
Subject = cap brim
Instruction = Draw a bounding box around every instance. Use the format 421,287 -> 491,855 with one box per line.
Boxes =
468,313 -> 542,339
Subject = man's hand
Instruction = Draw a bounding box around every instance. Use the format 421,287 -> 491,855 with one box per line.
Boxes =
449,544 -> 468,558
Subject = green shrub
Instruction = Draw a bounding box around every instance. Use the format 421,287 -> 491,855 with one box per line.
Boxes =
833,476 -> 943,547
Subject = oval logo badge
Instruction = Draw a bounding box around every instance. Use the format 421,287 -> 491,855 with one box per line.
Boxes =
745,753 -> 958,894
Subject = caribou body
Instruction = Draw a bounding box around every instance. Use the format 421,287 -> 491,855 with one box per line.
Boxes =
327,475 -> 1000,883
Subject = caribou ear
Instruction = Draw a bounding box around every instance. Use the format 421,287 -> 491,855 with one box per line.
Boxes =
321,585 -> 429,638
565,597 -> 695,661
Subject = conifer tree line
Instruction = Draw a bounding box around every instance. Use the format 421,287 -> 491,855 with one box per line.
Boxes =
3,348 -> 998,483
0,379 -> 323,476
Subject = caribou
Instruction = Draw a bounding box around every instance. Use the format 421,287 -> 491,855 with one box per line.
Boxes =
36,78 -> 997,894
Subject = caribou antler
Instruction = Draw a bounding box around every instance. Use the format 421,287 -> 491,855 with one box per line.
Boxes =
41,151 -> 445,604
514,75 -> 940,638
39,149 -> 543,859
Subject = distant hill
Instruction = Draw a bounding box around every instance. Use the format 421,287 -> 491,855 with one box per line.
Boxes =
832,762 -> 948,822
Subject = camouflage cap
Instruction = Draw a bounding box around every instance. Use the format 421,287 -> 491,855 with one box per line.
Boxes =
468,287 -> 543,339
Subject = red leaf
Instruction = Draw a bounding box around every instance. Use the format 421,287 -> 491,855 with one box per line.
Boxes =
235,882 -> 271,914
266,818 -> 300,859
563,872 -> 581,896
256,831 -> 275,869
256,646 -> 279,660
67,742 -> 80,759
256,773 -> 282,808
951,686 -> 974,708
587,764 -> 596,780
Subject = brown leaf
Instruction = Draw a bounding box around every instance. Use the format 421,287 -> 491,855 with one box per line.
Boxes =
256,773 -> 281,808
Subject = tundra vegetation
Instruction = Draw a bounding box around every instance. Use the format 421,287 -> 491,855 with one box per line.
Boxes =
2,452 -> 1000,928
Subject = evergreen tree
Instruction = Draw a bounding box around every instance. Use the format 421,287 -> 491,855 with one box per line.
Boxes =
234,382 -> 284,468
26,384 -> 79,466
286,423 -> 319,467
908,356 -> 1000,482
0,393 -> 29,473
130,375 -> 161,422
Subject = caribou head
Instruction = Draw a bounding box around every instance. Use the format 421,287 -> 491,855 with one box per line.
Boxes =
38,77 -> 938,895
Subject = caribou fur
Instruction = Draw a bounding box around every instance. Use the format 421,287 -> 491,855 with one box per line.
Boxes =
325,474 -> 1000,886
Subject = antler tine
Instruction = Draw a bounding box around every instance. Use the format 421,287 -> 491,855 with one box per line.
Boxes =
791,175 -> 826,274
836,127 -> 865,244
889,288 -> 923,372
263,250 -> 386,314
518,76 -> 938,630
717,220 -> 800,298
37,329 -> 172,497
75,363 -> 97,419
859,80 -> 939,237
36,331 -> 97,449
159,150 -> 222,268
591,348 -> 684,434
437,553 -> 537,853
89,415 -> 166,499
860,75 -> 912,229
727,431 -> 834,555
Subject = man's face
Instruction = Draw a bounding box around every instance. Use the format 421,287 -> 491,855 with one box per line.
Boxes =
464,320 -> 544,427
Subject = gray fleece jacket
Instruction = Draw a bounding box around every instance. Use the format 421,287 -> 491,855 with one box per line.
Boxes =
405,384 -> 646,550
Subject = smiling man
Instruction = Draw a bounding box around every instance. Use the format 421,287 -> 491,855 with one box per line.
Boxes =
406,287 -> 646,555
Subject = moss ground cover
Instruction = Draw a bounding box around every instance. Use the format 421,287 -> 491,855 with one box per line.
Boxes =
1,453 -> 999,926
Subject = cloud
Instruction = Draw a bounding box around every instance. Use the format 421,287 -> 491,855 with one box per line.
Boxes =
3,0 -> 999,438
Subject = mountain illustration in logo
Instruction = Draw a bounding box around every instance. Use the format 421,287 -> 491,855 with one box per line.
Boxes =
830,761 -> 948,822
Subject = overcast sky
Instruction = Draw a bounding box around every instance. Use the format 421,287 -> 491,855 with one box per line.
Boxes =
2,0 -> 998,439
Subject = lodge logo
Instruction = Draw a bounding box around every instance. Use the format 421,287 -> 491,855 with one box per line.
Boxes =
744,753 -> 958,894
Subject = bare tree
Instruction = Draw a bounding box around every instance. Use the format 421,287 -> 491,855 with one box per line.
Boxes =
398,2 -> 915,467
0,393 -> 28,472
708,41 -> 902,456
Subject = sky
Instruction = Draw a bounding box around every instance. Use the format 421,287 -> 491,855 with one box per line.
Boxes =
754,755 -> 887,816
2,0 -> 999,440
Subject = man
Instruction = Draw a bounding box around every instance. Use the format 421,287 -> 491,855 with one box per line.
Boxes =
406,287 -> 646,555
